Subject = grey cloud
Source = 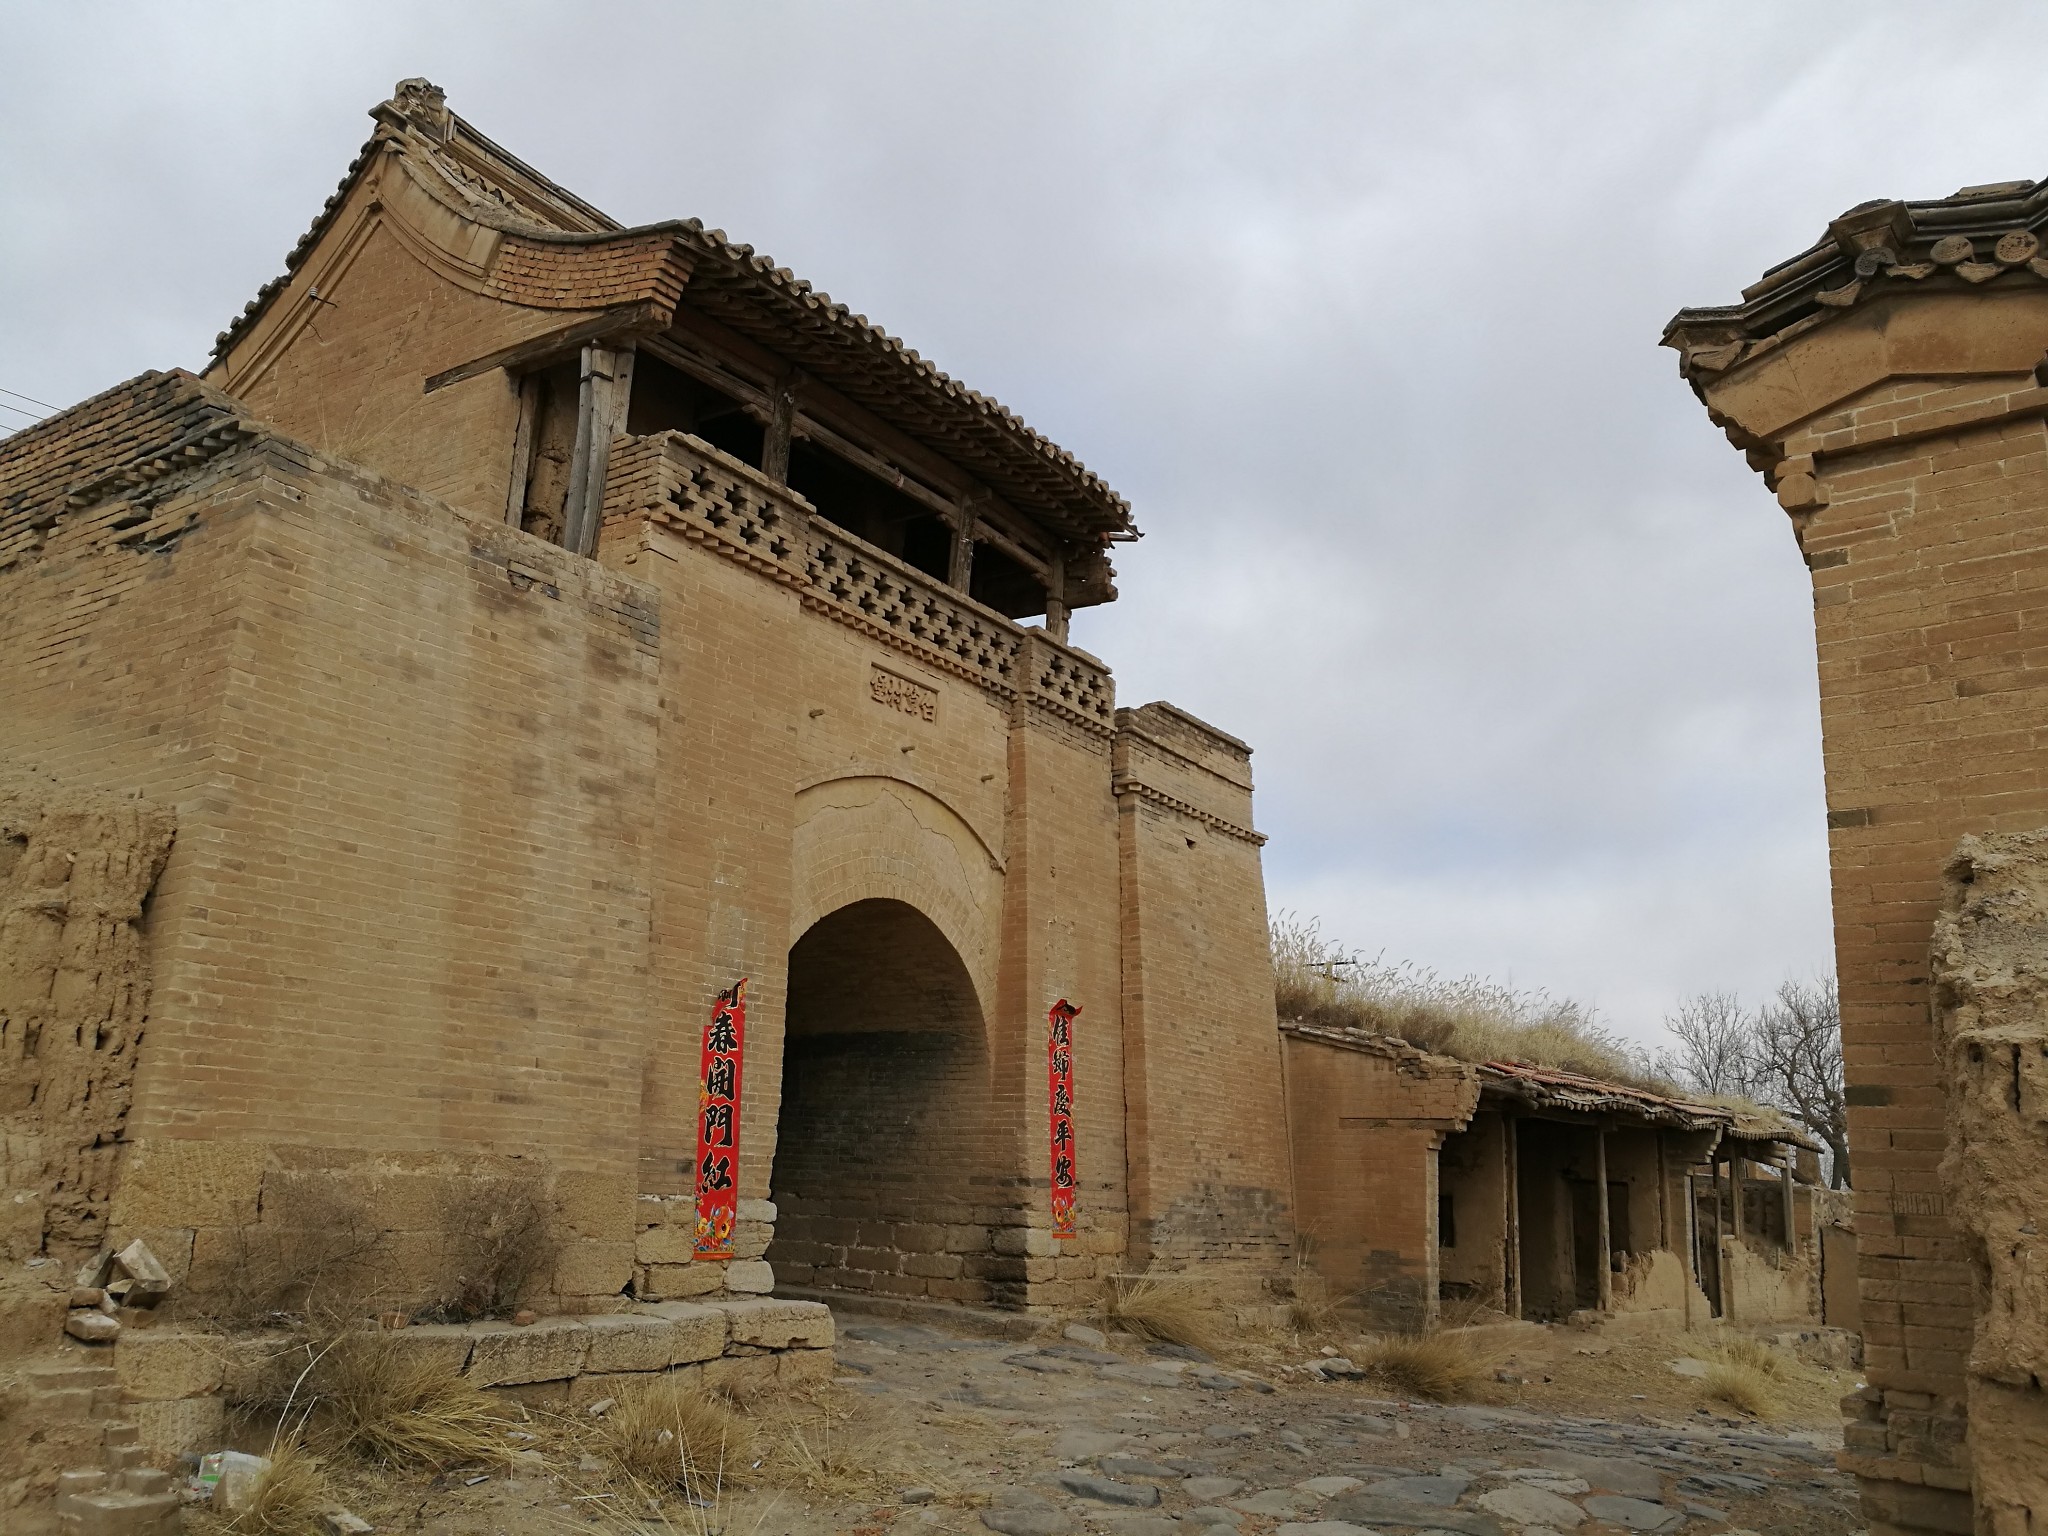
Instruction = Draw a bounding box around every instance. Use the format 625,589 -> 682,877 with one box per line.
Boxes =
6,1 -> 2042,1043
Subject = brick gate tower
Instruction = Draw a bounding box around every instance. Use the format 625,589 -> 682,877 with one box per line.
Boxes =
1667,185 -> 2048,1535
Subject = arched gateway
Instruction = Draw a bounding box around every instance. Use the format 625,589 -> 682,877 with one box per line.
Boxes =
768,898 -> 999,1302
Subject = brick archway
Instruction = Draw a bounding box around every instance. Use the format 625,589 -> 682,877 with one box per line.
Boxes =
766,896 -> 1004,1305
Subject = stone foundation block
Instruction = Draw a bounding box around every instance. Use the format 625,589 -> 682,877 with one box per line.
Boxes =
993,1226 -> 1055,1258
635,1226 -> 697,1266
554,1241 -> 633,1299
110,1139 -> 266,1230
738,1198 -> 776,1224
485,1379 -> 570,1410
466,1318 -> 588,1386
116,1330 -> 225,1400
554,1169 -> 636,1240
732,1221 -> 773,1260
218,1332 -> 308,1405
131,1395 -> 225,1464
723,1260 -> 774,1294
645,1301 -> 727,1363
583,1314 -> 673,1373
382,1323 -> 478,1376
639,1261 -> 724,1300
716,1297 -> 833,1350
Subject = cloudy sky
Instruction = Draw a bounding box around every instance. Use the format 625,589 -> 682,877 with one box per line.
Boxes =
8,4 -> 2046,1044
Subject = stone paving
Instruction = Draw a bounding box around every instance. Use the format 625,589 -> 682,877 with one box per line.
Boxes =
831,1318 -> 1861,1536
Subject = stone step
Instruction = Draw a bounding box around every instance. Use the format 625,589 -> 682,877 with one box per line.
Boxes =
99,1421 -> 139,1448
28,1362 -> 118,1390
118,1468 -> 172,1496
55,1487 -> 181,1536
28,1386 -> 99,1421
56,1469 -> 109,1497
102,1443 -> 146,1472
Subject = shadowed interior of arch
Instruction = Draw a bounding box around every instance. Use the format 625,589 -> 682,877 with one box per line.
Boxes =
767,898 -> 1002,1303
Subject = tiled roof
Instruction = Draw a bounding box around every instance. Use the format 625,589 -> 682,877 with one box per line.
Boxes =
211,80 -> 1135,543
1664,177 -> 2048,380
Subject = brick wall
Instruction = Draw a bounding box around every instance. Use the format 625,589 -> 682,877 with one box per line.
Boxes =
1675,285 -> 2048,1530
1116,704 -> 1294,1276
3,394 -> 665,1311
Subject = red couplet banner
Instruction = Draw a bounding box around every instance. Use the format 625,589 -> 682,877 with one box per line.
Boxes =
693,977 -> 747,1259
1046,998 -> 1080,1240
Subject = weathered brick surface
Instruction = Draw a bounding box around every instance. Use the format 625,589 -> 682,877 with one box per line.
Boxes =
1669,274 -> 2048,1529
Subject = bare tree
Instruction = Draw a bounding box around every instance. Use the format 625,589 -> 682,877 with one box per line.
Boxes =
1749,977 -> 1849,1189
1660,990 -> 1757,1099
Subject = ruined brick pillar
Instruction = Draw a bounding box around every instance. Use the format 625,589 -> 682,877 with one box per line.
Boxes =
1666,189 -> 2048,1536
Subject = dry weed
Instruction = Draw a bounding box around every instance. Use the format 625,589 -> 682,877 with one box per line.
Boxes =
1104,1273 -> 1228,1356
225,1433 -> 331,1535
197,1176 -> 386,1329
593,1375 -> 757,1495
757,1399 -> 931,1503
1272,912 -> 1662,1089
1353,1331 -> 1494,1401
1694,1335 -> 1790,1419
314,1333 -> 513,1469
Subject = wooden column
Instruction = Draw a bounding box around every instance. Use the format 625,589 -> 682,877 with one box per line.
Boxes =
562,343 -> 635,557
1045,548 -> 1069,643
1594,1126 -> 1613,1312
504,373 -> 540,528
1779,1153 -> 1797,1253
1504,1112 -> 1522,1320
1717,1155 -> 1734,1321
761,372 -> 800,485
948,496 -> 979,592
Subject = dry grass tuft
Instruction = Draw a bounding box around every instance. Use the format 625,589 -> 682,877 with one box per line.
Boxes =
1694,1334 -> 1790,1419
759,1406 -> 912,1502
428,1172 -> 556,1323
314,1333 -> 513,1469
592,1375 -> 757,1495
223,1434 -> 331,1535
1104,1273 -> 1228,1356
1353,1331 -> 1495,1401
1272,912 -> 1665,1089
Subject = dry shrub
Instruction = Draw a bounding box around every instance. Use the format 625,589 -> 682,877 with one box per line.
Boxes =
1104,1272 -> 1227,1355
314,1333 -> 512,1469
226,1434 -> 330,1535
1353,1331 -> 1493,1401
1272,912 -> 1666,1089
429,1171 -> 555,1323
1695,1335 -> 1789,1419
198,1176 -> 386,1329
593,1375 -> 757,1496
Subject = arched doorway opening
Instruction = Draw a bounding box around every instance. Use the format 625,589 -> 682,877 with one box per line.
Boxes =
767,898 -> 994,1302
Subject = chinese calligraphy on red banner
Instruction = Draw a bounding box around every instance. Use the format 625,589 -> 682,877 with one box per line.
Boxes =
1046,998 -> 1080,1240
693,978 -> 747,1259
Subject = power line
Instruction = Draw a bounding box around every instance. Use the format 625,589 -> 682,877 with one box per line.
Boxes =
0,385 -> 58,413
0,398 -> 47,422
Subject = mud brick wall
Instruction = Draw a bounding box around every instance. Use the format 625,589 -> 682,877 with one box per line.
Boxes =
1280,1030 -> 1479,1328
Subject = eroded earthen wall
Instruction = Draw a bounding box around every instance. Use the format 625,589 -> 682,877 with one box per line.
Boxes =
1930,831 -> 2048,1526
0,771 -> 175,1261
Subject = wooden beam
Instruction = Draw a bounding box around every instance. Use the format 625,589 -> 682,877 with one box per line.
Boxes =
1504,1113 -> 1522,1321
423,302 -> 667,394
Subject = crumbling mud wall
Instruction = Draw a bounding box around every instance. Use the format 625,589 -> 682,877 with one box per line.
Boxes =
1931,831 -> 2048,1529
0,766 -> 174,1265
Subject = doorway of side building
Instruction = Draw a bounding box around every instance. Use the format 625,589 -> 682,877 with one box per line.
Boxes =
766,898 -> 995,1304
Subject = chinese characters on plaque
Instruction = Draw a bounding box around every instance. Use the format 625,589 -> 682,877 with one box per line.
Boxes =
693,978 -> 748,1259
1046,998 -> 1080,1240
